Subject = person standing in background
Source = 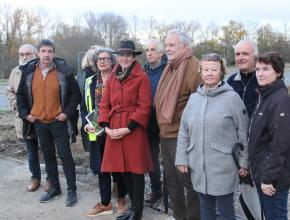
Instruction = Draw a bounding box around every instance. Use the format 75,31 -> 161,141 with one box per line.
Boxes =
6,44 -> 49,192
143,39 -> 167,204
227,40 -> 259,117
77,45 -> 101,152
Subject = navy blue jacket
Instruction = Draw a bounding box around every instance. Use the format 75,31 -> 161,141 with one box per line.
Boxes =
227,71 -> 259,117
143,55 -> 167,102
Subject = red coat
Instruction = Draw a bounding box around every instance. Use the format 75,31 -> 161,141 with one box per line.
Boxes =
98,62 -> 153,174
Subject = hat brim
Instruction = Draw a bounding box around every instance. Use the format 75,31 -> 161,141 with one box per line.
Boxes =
113,50 -> 142,55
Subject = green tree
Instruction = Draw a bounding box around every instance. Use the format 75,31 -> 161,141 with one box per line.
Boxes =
220,20 -> 247,64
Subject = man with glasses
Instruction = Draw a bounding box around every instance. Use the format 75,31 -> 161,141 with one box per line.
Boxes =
155,29 -> 202,220
6,44 -> 46,192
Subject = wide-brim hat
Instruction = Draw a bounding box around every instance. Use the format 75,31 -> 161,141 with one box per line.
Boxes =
113,40 -> 142,55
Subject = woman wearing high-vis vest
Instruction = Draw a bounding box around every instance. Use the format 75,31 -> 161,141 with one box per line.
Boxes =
80,48 -> 127,217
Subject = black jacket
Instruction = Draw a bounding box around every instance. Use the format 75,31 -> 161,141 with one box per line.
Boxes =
16,58 -> 81,136
248,79 -> 290,190
227,71 -> 259,117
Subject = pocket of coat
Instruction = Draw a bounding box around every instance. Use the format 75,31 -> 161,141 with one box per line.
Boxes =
211,142 -> 231,154
186,142 -> 195,153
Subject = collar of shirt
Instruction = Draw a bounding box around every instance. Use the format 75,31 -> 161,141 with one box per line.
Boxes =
38,61 -> 55,79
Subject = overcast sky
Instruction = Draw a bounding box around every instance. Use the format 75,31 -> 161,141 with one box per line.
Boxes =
2,0 -> 290,30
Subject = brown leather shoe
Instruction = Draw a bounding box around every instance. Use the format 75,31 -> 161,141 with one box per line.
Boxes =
116,198 -> 127,214
44,179 -> 52,192
27,179 -> 40,192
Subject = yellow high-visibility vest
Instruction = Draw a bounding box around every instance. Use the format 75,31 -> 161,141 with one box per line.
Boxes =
84,75 -> 97,141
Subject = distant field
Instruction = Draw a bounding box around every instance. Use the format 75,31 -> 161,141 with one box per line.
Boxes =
0,79 -> 8,83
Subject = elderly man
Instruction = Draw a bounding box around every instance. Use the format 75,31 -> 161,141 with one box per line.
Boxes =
227,40 -> 259,117
155,29 -> 201,220
6,44 -> 45,192
227,40 -> 260,219
143,39 -> 167,204
17,39 -> 81,206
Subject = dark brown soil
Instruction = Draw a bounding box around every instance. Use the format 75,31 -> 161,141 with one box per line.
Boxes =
0,110 -> 90,168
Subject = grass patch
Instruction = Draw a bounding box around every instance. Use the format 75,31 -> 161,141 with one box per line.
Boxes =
0,109 -> 10,114
0,79 -> 8,83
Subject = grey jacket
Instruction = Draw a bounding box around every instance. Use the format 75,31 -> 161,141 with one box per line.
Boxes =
175,82 -> 249,196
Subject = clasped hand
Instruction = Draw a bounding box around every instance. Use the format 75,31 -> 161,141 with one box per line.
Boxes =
105,127 -> 131,139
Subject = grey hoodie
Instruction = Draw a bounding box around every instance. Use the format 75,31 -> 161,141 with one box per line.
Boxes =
175,82 -> 249,196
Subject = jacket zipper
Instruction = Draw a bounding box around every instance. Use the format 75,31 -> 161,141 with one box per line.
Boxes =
241,74 -> 255,102
248,94 -> 261,138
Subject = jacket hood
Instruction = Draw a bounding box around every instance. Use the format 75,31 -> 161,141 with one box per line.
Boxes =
20,57 -> 73,76
197,81 -> 234,97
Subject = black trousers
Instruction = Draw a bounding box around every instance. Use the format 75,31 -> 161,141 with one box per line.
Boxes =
147,113 -> 162,192
90,134 -> 127,205
122,173 -> 144,215
34,120 -> 76,191
160,138 -> 200,220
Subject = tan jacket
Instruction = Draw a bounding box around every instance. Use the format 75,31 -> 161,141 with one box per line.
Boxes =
6,66 -> 23,139
157,56 -> 202,138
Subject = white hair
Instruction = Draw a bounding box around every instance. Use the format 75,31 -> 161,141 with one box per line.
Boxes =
235,40 -> 258,55
19,44 -> 37,65
166,29 -> 192,46
19,44 -> 37,54
146,39 -> 164,52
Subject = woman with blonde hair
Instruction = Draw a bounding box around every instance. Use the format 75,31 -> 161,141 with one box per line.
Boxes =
175,53 -> 249,220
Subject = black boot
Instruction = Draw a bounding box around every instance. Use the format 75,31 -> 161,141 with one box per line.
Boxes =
116,210 -> 132,220
128,211 -> 142,220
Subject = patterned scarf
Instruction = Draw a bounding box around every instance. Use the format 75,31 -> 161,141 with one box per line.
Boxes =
115,61 -> 136,81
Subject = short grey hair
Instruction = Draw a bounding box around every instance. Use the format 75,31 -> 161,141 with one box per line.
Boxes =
146,39 -> 164,52
94,47 -> 117,66
235,40 -> 258,55
19,44 -> 37,55
166,29 -> 192,46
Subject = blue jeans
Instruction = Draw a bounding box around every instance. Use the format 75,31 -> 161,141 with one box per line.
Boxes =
257,184 -> 289,220
25,138 -> 41,180
199,193 -> 235,220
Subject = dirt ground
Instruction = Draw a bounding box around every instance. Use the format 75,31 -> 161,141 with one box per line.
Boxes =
0,110 -> 170,220
1,110 -> 289,220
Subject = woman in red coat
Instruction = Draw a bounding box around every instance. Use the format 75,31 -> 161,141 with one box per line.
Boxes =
98,40 -> 153,220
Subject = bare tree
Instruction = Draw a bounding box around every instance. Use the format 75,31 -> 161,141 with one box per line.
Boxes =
84,11 -> 97,34
187,21 -> 201,45
96,12 -> 128,49
143,16 -> 157,40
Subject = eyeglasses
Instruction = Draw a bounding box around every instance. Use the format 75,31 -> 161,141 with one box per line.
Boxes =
96,57 -> 111,63
19,53 -> 33,57
202,53 -> 222,62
